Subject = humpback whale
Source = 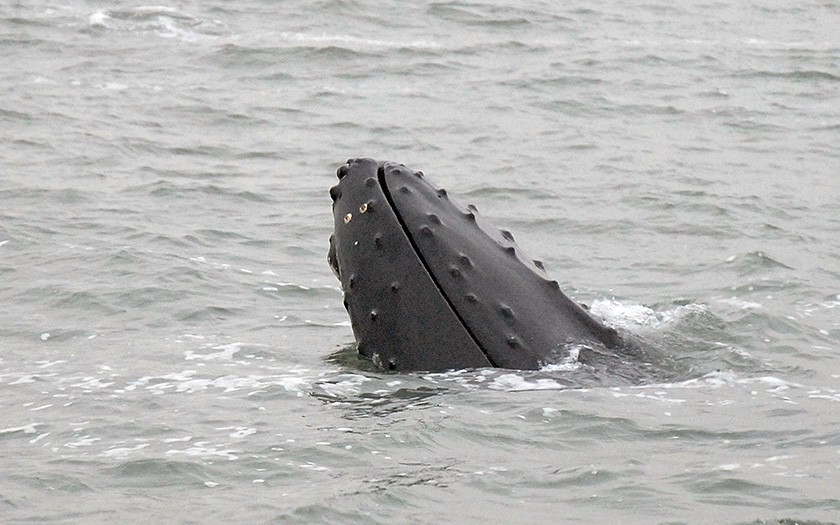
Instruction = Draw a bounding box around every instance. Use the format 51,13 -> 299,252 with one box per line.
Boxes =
328,158 -> 623,372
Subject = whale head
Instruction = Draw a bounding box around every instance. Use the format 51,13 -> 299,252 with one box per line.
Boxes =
329,158 -> 621,372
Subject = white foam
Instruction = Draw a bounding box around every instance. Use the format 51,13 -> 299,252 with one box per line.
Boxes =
276,281 -> 311,291
134,6 -> 180,14
70,377 -> 116,390
175,375 -> 258,394
298,462 -> 329,471
588,299 -> 659,329
37,360 -> 66,368
589,299 -> 709,332
10,375 -> 37,385
154,15 -> 188,40
124,370 -> 196,392
88,7 -> 219,43
119,365 -> 324,397
30,432 -> 50,444
717,297 -> 763,310
162,436 -> 192,443
489,373 -> 562,391
218,426 -> 257,439
99,443 -> 150,458
185,343 -> 243,361
88,10 -> 110,27
166,445 -> 239,461
64,435 -> 101,448
640,371 -> 804,393
819,297 -> 840,309
317,374 -> 370,397
541,345 -> 583,372
0,424 -> 39,435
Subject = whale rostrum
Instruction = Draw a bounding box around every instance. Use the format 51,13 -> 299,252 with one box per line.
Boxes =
329,158 -> 622,372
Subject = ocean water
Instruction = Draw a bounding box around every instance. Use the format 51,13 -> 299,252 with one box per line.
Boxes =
1,0 -> 839,523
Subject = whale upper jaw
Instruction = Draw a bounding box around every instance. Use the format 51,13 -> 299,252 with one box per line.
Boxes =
329,158 -> 621,372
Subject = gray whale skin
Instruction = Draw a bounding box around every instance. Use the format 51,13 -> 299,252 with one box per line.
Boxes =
328,158 -> 622,372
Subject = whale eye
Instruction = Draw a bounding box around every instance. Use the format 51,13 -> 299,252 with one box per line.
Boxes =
344,213 -> 352,224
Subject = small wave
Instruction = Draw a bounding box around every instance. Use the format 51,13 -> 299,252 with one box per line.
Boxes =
427,3 -> 531,27
0,108 -> 33,121
87,6 -> 225,42
735,68 -> 840,82
723,251 -> 795,276
276,32 -> 440,51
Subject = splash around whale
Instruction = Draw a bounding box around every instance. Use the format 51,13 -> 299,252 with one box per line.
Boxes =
328,158 -> 633,373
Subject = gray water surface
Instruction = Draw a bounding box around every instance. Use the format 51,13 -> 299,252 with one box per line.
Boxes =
2,1 -> 839,523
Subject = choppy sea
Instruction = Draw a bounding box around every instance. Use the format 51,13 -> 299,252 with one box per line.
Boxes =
2,1 -> 839,523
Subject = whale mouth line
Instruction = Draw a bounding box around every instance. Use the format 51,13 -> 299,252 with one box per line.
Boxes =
377,163 -> 499,368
